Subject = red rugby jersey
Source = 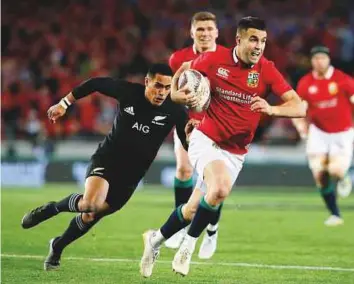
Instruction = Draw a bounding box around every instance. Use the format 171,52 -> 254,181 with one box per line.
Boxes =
191,47 -> 292,154
296,66 -> 354,133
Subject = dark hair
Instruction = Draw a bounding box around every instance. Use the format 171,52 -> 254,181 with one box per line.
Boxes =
237,16 -> 266,33
310,46 -> 330,57
147,63 -> 173,78
191,11 -> 217,26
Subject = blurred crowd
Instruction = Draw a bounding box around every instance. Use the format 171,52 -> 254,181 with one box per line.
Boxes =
2,0 -> 354,158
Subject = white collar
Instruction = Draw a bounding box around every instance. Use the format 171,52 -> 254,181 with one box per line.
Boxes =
313,66 -> 334,80
233,47 -> 239,64
233,46 -> 255,67
192,44 -> 217,54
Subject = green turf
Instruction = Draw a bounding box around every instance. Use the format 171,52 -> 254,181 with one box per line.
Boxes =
2,184 -> 354,283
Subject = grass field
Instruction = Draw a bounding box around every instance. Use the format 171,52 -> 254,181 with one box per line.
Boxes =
2,184 -> 354,283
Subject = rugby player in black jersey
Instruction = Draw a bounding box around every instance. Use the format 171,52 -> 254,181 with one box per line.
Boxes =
21,63 -> 197,271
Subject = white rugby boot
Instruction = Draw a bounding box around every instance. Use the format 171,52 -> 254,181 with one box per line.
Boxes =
324,215 -> 344,227
198,230 -> 218,259
337,175 -> 352,198
164,228 -> 186,249
140,230 -> 161,278
172,235 -> 197,276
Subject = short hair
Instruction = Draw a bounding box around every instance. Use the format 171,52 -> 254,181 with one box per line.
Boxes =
310,45 -> 330,57
147,63 -> 173,78
237,16 -> 266,34
191,11 -> 217,26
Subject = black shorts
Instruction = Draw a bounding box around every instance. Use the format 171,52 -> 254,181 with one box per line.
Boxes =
85,155 -> 145,211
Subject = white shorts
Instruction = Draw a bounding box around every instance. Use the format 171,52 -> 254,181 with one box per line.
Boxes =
173,128 -> 183,153
306,124 -> 354,157
188,129 -> 245,193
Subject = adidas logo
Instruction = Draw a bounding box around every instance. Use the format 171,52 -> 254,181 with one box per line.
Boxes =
124,106 -> 135,115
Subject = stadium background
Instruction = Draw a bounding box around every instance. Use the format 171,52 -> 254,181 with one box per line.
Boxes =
2,0 -> 354,187
2,1 -> 354,283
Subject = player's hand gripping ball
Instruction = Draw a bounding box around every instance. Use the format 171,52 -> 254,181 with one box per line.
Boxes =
178,69 -> 211,112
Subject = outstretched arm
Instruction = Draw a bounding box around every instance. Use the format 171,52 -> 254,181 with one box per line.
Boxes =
47,77 -> 129,123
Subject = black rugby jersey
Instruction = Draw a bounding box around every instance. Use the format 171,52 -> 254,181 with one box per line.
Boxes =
72,77 -> 188,166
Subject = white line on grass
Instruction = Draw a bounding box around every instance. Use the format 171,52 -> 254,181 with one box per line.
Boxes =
2,253 -> 354,272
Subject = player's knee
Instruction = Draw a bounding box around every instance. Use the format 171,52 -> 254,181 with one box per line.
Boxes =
308,156 -> 327,174
175,164 -> 193,180
209,177 -> 232,202
80,199 -> 105,213
81,212 -> 96,223
328,165 -> 346,180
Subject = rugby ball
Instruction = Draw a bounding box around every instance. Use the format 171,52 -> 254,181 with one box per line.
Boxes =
177,69 -> 211,112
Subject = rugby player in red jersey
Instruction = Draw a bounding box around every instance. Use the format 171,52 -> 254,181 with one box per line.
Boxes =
292,46 -> 354,226
140,16 -> 306,277
166,11 -> 228,259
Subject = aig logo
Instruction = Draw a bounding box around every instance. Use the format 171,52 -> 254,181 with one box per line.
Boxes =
132,122 -> 150,134
217,67 -> 230,78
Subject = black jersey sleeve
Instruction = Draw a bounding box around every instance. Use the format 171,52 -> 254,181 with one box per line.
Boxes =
71,77 -> 134,101
175,107 -> 189,150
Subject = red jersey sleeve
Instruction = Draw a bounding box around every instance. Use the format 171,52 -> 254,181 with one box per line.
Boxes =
169,52 -> 181,73
265,61 -> 292,97
296,77 -> 309,101
190,52 -> 214,76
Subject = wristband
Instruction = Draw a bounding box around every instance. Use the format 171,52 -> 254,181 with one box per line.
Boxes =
59,97 -> 72,109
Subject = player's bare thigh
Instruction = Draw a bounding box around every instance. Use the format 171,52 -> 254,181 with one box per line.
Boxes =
308,154 -> 328,187
175,141 -> 193,180
203,160 -> 233,206
328,154 -> 352,180
78,176 -> 110,213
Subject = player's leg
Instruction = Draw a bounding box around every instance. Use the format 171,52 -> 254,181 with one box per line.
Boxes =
323,136 -> 353,226
21,175 -> 109,229
173,129 -> 243,276
174,131 -> 194,208
44,206 -> 114,271
198,177 -> 222,259
308,154 -> 342,222
333,129 -> 354,198
140,185 -> 203,278
46,176 -> 139,271
165,132 -> 194,248
306,124 -> 342,226
324,154 -> 352,226
172,177 -> 222,260
42,175 -> 110,270
173,159 -> 234,275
